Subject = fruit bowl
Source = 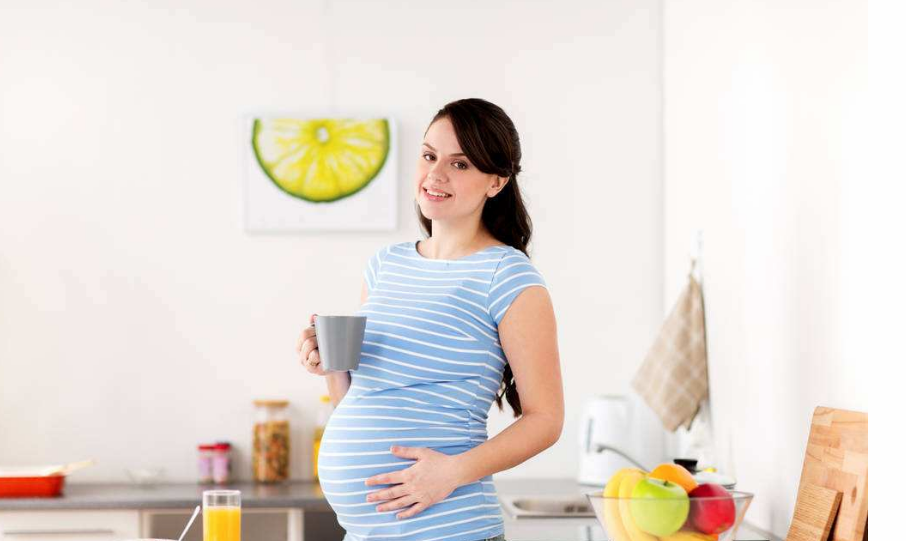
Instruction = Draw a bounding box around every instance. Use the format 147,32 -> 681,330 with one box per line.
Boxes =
586,489 -> 753,541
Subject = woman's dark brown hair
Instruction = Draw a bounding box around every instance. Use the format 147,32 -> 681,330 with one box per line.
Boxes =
417,98 -> 532,418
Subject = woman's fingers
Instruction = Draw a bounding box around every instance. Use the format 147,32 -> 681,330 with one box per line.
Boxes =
367,484 -> 406,502
376,495 -> 417,513
396,501 -> 428,519
297,325 -> 316,353
302,350 -> 323,374
297,311 -> 317,353
366,467 -> 410,487
299,314 -> 325,375
299,335 -> 325,375
299,335 -> 319,363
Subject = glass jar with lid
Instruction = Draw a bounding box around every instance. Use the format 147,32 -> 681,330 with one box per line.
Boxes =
212,442 -> 232,484
197,444 -> 215,484
252,399 -> 290,483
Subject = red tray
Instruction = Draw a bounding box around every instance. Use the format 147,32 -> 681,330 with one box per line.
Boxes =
0,475 -> 66,498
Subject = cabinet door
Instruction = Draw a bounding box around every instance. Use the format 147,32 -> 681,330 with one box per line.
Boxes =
0,510 -> 139,541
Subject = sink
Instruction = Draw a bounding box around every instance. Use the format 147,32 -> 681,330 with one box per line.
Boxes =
499,495 -> 596,519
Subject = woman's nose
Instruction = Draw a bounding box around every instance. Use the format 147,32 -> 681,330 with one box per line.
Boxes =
427,161 -> 449,181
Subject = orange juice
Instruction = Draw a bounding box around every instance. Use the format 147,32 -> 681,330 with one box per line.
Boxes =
203,506 -> 241,541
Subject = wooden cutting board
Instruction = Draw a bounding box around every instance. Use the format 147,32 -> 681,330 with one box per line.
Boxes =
786,407 -> 867,541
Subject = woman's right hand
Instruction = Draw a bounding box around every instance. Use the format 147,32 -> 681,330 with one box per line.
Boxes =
297,313 -> 328,376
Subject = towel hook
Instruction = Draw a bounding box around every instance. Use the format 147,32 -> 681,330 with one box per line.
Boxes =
689,230 -> 703,282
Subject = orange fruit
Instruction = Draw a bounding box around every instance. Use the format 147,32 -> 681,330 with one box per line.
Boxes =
648,463 -> 698,493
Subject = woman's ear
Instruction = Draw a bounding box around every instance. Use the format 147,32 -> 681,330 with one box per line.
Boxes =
488,176 -> 510,198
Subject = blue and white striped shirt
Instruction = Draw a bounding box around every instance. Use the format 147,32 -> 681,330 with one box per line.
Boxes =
319,240 -> 548,541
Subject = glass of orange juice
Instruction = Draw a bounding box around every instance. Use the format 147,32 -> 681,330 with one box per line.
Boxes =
203,490 -> 241,541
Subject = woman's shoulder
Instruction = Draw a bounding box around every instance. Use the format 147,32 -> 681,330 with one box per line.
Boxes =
488,245 -> 544,283
491,244 -> 533,263
486,246 -> 547,323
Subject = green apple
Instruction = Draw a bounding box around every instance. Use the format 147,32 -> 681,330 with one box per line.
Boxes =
630,477 -> 690,537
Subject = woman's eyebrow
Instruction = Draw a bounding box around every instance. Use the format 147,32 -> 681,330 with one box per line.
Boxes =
422,142 -> 466,157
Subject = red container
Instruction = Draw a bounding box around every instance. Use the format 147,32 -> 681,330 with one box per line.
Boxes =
0,474 -> 66,498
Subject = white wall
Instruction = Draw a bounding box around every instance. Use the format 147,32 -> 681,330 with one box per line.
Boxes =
0,1 -> 665,483
663,1 -> 879,536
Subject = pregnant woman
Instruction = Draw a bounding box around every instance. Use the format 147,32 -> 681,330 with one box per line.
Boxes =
296,98 -> 564,541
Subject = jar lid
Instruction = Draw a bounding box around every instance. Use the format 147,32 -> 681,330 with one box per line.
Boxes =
198,444 -> 215,450
213,442 -> 232,451
254,399 -> 289,407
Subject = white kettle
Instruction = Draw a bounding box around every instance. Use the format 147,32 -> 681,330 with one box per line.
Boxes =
577,395 -> 647,486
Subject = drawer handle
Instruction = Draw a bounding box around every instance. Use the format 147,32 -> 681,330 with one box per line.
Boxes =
3,530 -> 116,536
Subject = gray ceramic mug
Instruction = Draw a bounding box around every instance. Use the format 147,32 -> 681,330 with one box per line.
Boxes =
313,315 -> 367,371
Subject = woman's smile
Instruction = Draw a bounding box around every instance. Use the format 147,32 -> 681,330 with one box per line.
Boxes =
423,186 -> 452,202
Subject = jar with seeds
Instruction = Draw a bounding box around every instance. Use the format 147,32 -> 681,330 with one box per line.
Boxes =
252,399 -> 290,483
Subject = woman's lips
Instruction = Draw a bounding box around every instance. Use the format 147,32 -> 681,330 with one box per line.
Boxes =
423,187 -> 451,202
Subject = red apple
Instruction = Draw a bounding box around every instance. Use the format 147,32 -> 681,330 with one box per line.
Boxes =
688,483 -> 736,535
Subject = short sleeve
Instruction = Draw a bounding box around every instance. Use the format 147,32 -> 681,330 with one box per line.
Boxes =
487,252 -> 547,326
363,247 -> 385,294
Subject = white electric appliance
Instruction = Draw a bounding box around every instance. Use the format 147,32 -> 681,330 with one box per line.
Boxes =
577,394 -> 648,486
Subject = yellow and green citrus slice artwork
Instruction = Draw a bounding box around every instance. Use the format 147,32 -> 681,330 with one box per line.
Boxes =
252,118 -> 390,203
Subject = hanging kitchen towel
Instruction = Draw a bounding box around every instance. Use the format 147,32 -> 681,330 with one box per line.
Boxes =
631,272 -> 709,431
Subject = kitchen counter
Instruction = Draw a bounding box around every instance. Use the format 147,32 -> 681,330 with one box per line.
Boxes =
0,481 -> 332,511
0,478 -> 779,540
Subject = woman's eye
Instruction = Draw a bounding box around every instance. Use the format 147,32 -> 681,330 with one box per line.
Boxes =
421,153 -> 466,170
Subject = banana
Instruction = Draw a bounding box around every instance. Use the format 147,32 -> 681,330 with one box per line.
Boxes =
618,470 -> 659,541
601,468 -> 644,541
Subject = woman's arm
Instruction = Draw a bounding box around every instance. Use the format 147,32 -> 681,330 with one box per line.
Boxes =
453,285 -> 564,484
324,280 -> 369,407
325,372 -> 351,408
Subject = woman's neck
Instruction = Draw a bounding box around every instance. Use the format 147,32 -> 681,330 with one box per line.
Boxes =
421,219 -> 498,260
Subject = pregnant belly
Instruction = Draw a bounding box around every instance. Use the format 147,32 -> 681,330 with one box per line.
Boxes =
317,401 -> 496,537
318,410 -> 475,504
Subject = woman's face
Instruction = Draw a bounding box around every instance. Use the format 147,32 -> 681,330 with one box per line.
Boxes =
415,117 -> 504,224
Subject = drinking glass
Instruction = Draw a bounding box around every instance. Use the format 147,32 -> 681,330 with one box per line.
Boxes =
203,490 -> 240,541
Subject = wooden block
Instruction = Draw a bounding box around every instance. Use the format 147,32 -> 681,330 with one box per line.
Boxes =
785,407 -> 867,541
787,484 -> 843,541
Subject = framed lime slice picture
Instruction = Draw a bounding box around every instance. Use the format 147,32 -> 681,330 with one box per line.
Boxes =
245,116 -> 397,232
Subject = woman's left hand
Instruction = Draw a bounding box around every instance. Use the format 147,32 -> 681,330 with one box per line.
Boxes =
364,446 -> 464,519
